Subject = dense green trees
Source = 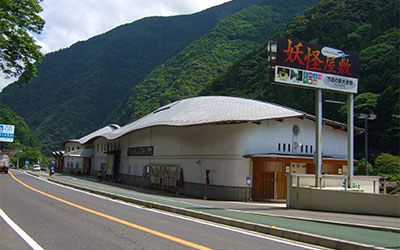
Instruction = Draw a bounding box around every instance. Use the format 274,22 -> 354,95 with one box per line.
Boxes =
0,102 -> 39,151
203,0 -> 399,160
11,149 -> 43,168
0,101 -> 41,168
0,0 -> 262,154
0,0 -> 45,82
0,0 -> 398,170
119,0 -> 319,124
373,153 -> 400,184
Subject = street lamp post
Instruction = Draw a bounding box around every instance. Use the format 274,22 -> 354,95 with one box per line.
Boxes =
357,113 -> 377,175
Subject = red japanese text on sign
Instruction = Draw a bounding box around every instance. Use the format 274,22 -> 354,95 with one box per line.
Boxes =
276,38 -> 359,78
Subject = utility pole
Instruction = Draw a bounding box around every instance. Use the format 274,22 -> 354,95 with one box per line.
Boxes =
347,94 -> 354,189
357,113 -> 377,175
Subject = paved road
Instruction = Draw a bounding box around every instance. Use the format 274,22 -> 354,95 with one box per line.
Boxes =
43,171 -> 400,230
40,171 -> 400,249
0,171 -> 324,250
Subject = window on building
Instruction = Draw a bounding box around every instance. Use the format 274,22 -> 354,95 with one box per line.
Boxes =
288,144 -> 291,152
278,143 -> 281,151
305,145 -> 308,153
300,145 -> 304,153
310,145 -> 313,153
283,143 -> 286,152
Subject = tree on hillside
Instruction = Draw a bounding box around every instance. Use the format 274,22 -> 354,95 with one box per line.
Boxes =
11,149 -> 43,168
373,153 -> 400,185
338,92 -> 379,118
0,0 -> 45,83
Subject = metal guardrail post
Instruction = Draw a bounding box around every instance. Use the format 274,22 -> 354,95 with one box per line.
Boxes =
373,180 -> 376,193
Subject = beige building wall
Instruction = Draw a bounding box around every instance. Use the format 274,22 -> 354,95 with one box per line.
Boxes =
90,117 -> 349,188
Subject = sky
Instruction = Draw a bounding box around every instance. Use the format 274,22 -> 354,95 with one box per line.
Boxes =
0,0 -> 231,90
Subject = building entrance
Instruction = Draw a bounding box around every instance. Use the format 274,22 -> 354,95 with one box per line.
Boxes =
252,159 -> 287,200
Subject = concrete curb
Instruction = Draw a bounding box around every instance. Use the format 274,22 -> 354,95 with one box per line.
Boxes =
253,212 -> 400,234
45,176 -> 385,250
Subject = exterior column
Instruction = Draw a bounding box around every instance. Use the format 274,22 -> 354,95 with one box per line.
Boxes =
315,89 -> 322,187
347,94 -> 354,188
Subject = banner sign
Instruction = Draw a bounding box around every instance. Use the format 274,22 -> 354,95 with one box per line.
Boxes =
127,146 -> 153,156
275,38 -> 359,93
0,124 -> 15,142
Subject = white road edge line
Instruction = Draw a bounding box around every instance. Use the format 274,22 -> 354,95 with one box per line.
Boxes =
21,171 -> 320,250
0,208 -> 44,250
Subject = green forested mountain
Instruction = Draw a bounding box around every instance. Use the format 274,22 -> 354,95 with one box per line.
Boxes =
0,0 -> 261,154
2,0 -> 397,162
0,102 -> 40,151
116,0 -> 319,124
201,0 -> 399,158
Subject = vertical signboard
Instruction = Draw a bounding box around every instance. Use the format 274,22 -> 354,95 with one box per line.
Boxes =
274,38 -> 359,94
271,38 -> 360,188
0,124 -> 15,142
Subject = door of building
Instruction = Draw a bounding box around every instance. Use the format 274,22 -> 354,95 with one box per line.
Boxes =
252,159 -> 287,200
264,171 -> 276,199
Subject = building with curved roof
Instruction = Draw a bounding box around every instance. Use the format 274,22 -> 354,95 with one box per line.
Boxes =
63,96 -> 361,200
63,124 -> 120,146
63,124 -> 120,174
100,96 -> 305,140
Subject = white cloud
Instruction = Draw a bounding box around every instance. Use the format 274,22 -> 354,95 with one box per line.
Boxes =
0,75 -> 15,91
1,0 -> 231,90
36,0 -> 231,54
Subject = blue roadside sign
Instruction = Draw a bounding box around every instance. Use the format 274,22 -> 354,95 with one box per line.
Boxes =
0,124 -> 15,142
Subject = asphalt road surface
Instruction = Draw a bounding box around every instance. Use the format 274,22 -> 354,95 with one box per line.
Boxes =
0,170 -> 325,250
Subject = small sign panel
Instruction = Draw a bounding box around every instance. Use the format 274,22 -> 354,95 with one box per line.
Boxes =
246,176 -> 251,186
0,124 -> 15,142
275,66 -> 358,93
127,146 -> 153,156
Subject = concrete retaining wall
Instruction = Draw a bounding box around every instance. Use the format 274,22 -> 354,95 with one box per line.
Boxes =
288,186 -> 400,217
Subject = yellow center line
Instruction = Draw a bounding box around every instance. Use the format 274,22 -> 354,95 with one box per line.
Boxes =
9,171 -> 213,250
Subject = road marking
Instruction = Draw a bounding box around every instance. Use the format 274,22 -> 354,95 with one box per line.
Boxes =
145,207 -> 322,250
21,171 -> 322,250
9,171 -> 213,250
0,208 -> 44,250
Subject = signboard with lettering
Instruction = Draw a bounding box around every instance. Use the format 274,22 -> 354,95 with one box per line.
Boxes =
127,146 -> 154,156
274,38 -> 359,93
0,124 -> 15,142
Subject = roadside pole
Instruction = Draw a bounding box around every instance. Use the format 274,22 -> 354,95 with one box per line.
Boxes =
315,89 -> 323,188
347,94 -> 354,188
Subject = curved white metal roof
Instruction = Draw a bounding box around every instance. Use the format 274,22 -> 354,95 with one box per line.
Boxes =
64,148 -> 94,157
102,96 -> 305,140
63,124 -> 120,146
